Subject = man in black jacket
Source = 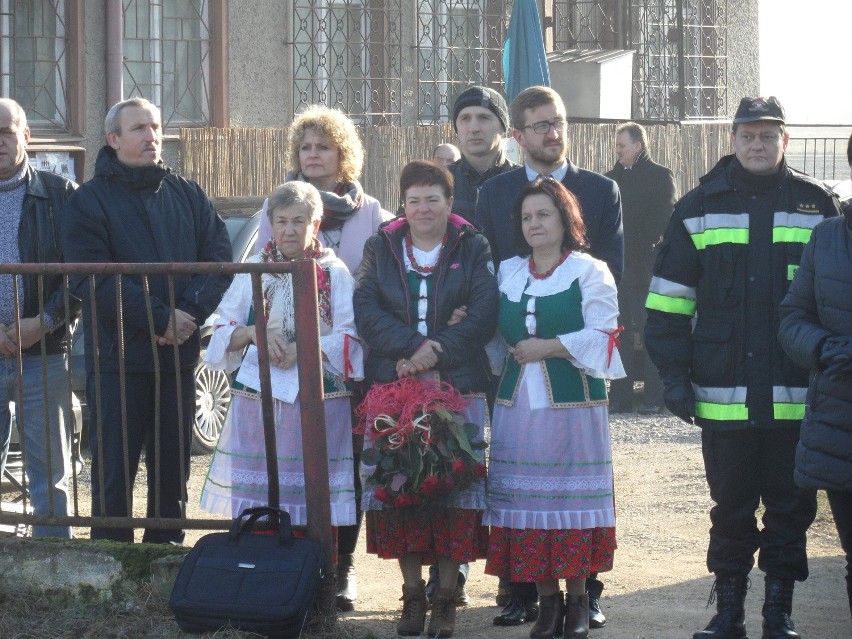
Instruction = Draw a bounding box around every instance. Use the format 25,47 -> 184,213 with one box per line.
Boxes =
62,98 -> 232,544
0,98 -> 78,538
645,96 -> 842,639
606,122 -> 677,413
448,85 -> 517,223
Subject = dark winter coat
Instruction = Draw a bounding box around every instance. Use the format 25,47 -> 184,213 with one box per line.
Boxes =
605,150 -> 677,288
353,214 -> 498,394
474,163 -> 624,282
61,146 -> 232,373
645,155 -> 842,430
778,209 -> 852,490
18,165 -> 79,355
448,151 -> 516,223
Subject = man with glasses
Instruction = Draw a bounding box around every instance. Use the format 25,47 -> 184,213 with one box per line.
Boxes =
475,86 -> 623,281
474,85 -> 623,629
646,96 -> 840,639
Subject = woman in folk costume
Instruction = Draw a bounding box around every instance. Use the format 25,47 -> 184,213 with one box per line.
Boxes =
201,181 -> 363,542
256,105 -> 391,610
484,178 -> 625,639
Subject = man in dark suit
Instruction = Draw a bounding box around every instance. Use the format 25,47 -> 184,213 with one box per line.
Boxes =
474,85 -> 623,282
606,122 -> 677,414
474,85 -> 623,630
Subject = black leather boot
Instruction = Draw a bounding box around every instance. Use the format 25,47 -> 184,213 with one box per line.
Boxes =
586,577 -> 606,628
529,591 -> 565,639
693,575 -> 749,639
761,577 -> 799,639
335,553 -> 357,612
563,593 -> 589,639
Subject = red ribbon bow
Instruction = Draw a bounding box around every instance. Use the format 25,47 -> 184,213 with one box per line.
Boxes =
598,325 -> 624,367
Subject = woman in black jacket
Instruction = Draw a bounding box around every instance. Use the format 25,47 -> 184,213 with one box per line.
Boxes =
778,140 -> 852,618
354,161 -> 498,638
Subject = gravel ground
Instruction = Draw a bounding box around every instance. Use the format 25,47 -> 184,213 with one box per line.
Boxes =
3,411 -> 848,638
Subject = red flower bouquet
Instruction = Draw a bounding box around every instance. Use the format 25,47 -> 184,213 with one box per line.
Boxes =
357,378 -> 487,509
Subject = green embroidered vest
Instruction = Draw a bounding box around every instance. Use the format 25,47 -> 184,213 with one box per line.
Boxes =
496,279 -> 607,406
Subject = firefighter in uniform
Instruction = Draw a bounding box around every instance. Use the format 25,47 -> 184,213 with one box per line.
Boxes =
644,96 -> 842,639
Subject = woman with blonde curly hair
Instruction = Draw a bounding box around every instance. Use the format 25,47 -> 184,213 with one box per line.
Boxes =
257,105 -> 392,273
256,105 -> 391,612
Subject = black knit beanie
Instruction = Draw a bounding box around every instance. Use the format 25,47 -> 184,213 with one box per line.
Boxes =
452,86 -> 510,133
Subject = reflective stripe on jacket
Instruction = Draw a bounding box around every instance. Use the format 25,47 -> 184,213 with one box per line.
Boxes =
644,154 -> 842,430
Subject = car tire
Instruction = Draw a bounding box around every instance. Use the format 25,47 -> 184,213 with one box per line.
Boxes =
192,358 -> 231,455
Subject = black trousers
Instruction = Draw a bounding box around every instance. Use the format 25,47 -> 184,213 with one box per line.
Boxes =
701,428 -> 817,580
608,284 -> 664,410
826,490 -> 852,618
88,369 -> 195,544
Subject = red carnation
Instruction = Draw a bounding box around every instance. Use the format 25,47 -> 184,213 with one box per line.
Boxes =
394,494 -> 411,508
375,486 -> 392,504
452,459 -> 468,475
473,462 -> 487,479
441,476 -> 455,491
420,475 -> 442,497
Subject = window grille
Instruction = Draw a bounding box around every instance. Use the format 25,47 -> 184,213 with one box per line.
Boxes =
122,0 -> 210,129
415,0 -> 510,124
629,0 -> 727,120
551,0 -> 728,121
293,0 -> 402,126
0,0 -> 70,133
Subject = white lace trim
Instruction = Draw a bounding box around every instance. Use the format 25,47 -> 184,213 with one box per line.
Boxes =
224,469 -> 352,488
488,474 -> 611,492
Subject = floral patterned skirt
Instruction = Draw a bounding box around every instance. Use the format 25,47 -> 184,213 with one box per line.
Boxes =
366,507 -> 489,563
485,526 -> 616,581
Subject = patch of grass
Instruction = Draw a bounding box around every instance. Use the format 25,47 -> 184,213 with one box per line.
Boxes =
0,581 -> 376,638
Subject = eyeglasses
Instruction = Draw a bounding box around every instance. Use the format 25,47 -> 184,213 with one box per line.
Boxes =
523,119 -> 567,135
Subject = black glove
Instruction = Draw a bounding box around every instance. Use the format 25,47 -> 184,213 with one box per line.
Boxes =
820,336 -> 852,381
663,379 -> 695,424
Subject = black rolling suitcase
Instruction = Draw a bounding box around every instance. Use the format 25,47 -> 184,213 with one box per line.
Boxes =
169,506 -> 322,638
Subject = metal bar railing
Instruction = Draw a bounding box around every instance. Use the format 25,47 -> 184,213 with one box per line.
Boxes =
0,261 -> 332,564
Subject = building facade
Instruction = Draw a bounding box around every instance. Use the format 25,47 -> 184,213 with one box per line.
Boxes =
2,0 -> 758,180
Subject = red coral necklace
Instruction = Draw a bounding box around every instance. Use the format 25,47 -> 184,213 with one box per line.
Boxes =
405,231 -> 448,274
529,249 -> 571,280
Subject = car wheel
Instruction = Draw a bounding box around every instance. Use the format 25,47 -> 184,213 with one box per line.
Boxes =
193,359 -> 231,454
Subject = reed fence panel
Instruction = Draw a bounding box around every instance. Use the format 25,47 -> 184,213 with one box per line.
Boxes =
181,123 -> 733,211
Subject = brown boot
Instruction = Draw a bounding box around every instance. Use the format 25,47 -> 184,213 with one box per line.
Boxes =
529,591 -> 565,639
564,593 -> 589,639
427,587 -> 457,638
397,580 -> 428,637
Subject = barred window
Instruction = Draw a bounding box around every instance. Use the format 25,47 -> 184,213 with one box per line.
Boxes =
0,0 -> 73,133
416,0 -> 509,124
122,0 -> 210,129
293,0 -> 402,126
551,0 -> 728,121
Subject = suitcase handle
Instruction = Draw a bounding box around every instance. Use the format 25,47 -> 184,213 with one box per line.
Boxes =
229,507 -> 293,545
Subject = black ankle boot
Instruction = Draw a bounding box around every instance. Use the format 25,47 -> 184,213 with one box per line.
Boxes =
528,591 -> 565,639
761,577 -> 799,639
335,553 -> 357,612
585,577 -> 606,628
693,575 -> 749,639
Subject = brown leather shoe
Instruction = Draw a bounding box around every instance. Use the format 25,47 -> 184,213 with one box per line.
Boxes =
427,587 -> 458,638
397,580 -> 428,637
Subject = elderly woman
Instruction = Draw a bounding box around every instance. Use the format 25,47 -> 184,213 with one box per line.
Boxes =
201,181 -> 363,538
354,160 -> 498,638
484,178 -> 625,639
256,105 -> 391,608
